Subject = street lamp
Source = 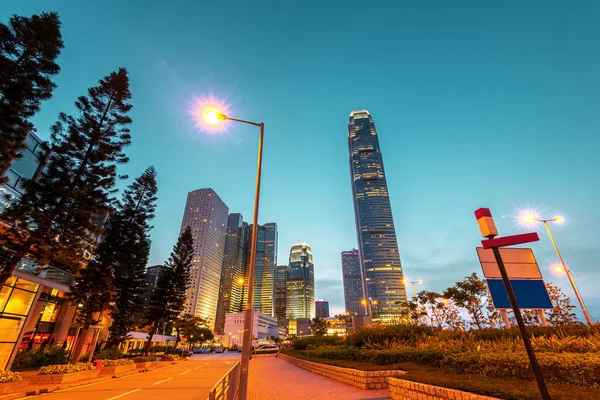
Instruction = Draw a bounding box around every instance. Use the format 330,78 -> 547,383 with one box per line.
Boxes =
402,279 -> 422,299
203,107 -> 264,400
521,213 -> 592,325
361,299 -> 368,315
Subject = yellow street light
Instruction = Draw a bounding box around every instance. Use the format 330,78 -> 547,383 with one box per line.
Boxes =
203,108 -> 227,125
237,278 -> 244,285
402,279 -> 423,299
553,264 -> 565,274
518,211 -> 592,325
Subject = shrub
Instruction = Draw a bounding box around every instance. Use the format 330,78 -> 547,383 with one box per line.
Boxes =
160,354 -> 179,361
293,336 -> 345,350
0,371 -> 22,383
100,359 -> 134,367
252,348 -> 279,355
93,349 -> 123,361
38,363 -> 95,375
347,325 -> 440,348
133,356 -> 157,363
151,345 -> 173,353
12,347 -> 69,369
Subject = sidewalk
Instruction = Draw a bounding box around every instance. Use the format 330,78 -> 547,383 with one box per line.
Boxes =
248,356 -> 389,400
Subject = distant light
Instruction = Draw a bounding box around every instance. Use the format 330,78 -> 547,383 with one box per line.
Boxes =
554,216 -> 565,224
237,278 -> 244,285
417,280 -> 423,285
521,212 -> 538,224
553,264 -> 565,274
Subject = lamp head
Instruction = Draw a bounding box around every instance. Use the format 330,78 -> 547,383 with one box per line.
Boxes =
203,108 -> 227,125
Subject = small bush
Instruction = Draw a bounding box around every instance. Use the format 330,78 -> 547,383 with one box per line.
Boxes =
100,359 -> 134,367
12,347 -> 69,369
133,356 -> 156,363
160,354 -> 179,361
293,336 -> 345,350
38,363 -> 95,375
0,371 -> 22,383
347,325 -> 440,348
252,348 -> 279,355
93,349 -> 123,360
151,345 -> 173,353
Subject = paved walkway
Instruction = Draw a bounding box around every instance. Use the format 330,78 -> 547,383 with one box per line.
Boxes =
248,356 -> 389,400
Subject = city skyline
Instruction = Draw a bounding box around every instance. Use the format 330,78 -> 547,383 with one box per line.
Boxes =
3,1 -> 600,320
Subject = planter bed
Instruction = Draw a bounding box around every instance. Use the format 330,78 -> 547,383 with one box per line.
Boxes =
0,380 -> 29,394
135,361 -> 160,369
30,369 -> 99,385
101,364 -> 136,375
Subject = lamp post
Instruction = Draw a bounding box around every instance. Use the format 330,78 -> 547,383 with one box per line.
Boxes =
402,279 -> 422,299
522,214 -> 592,325
203,109 -> 264,400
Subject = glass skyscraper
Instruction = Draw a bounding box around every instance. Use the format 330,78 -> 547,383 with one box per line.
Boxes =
245,223 -> 278,316
215,213 -> 248,334
348,110 -> 407,323
286,243 -> 315,319
180,188 -> 229,330
341,249 -> 366,316
275,265 -> 289,321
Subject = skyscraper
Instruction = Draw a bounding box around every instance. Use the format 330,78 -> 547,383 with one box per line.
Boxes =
315,300 -> 330,319
215,213 -> 248,334
341,249 -> 366,316
244,223 -> 278,316
275,265 -> 289,321
348,110 -> 407,323
180,188 -> 229,330
286,243 -> 315,319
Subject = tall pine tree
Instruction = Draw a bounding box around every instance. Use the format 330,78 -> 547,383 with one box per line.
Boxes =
0,12 -> 63,183
144,227 -> 193,355
108,167 -> 158,348
0,68 -> 133,286
69,167 -> 158,361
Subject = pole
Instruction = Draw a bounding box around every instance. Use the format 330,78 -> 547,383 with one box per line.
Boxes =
543,222 -> 593,325
411,282 -> 417,299
238,122 -> 264,400
501,310 -> 511,328
491,247 -> 550,400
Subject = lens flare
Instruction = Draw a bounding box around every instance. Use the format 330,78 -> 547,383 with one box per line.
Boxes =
188,93 -> 231,134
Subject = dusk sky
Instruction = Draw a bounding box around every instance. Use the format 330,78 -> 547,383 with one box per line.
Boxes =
2,1 -> 599,319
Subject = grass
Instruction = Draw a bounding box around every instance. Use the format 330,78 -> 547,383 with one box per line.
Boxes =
283,350 -> 600,400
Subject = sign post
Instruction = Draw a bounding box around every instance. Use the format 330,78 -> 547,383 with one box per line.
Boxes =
474,208 -> 550,400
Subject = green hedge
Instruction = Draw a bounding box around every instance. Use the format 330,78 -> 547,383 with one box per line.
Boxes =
38,363 -> 95,375
100,359 -> 134,367
133,356 -> 157,362
292,336 -> 345,350
12,348 -> 69,369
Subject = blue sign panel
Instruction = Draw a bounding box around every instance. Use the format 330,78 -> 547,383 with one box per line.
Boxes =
487,279 -> 553,309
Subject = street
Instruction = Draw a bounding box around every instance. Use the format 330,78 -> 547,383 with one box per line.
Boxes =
21,352 -> 240,400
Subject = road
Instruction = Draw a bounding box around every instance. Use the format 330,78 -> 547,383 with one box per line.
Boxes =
26,352 -> 240,400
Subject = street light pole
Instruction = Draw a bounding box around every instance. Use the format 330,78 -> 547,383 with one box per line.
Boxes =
540,219 -> 593,325
202,109 -> 263,400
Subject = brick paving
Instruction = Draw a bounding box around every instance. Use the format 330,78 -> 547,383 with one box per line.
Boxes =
248,356 -> 390,400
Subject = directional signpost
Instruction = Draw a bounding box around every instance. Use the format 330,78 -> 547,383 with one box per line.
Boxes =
474,208 -> 550,400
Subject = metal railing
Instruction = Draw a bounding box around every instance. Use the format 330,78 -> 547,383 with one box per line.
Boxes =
207,361 -> 240,400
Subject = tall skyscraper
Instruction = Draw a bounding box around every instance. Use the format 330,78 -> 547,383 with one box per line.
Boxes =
341,249 -> 366,316
275,265 -> 289,321
244,223 -> 278,316
215,213 -> 248,334
315,300 -> 330,319
180,188 -> 229,330
348,110 -> 407,323
286,243 -> 315,319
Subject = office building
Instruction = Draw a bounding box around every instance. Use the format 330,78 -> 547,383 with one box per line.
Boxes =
244,223 -> 278,316
348,110 -> 407,323
286,243 -> 315,319
223,312 -> 280,346
315,299 -> 330,319
275,265 -> 289,321
180,189 -> 228,330
215,213 -> 248,334
341,249 -> 366,316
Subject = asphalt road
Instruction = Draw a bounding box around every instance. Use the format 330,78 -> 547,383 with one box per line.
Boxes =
26,352 -> 241,400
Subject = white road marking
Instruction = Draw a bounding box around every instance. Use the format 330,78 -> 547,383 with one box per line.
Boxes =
106,389 -> 141,400
153,377 -> 173,385
179,369 -> 191,375
194,365 -> 203,370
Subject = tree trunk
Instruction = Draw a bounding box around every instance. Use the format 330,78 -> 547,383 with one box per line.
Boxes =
144,325 -> 155,356
71,326 -> 91,363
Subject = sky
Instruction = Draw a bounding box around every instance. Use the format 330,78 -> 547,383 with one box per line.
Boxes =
2,1 -> 600,319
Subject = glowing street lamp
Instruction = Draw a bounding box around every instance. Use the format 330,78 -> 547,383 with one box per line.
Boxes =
402,278 -> 422,299
520,212 -> 592,325
202,106 -> 265,400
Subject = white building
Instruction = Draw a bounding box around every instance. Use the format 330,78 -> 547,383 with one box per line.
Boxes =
180,189 -> 229,330
223,312 -> 279,346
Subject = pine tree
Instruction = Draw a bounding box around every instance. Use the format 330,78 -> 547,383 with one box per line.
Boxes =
108,167 -> 159,348
0,12 -> 63,183
0,68 -> 133,286
69,167 -> 158,361
144,227 -> 193,355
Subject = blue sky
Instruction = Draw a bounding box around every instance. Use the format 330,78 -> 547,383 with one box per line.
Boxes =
2,1 -> 600,318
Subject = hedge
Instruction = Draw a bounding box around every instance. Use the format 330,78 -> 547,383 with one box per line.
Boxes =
38,363 -> 95,375
12,348 -> 69,369
133,356 -> 157,362
100,359 -> 134,367
0,371 -> 22,383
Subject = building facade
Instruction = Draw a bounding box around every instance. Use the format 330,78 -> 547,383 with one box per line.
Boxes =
348,110 -> 407,323
286,243 -> 315,320
275,265 -> 289,322
215,213 -> 248,334
180,189 -> 229,330
341,249 -> 366,316
244,223 -> 278,316
315,300 -> 330,319
223,312 -> 280,346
